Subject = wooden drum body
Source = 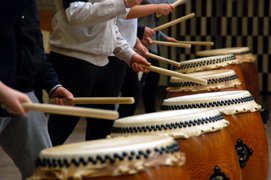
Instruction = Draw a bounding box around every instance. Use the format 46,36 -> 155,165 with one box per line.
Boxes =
196,47 -> 260,102
110,109 -> 241,180
29,136 -> 189,180
167,69 -> 244,98
162,90 -> 269,180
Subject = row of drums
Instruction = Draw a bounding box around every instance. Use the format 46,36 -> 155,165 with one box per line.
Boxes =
29,47 -> 268,180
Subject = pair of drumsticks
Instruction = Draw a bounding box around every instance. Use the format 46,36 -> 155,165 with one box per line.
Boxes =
21,12 -> 213,121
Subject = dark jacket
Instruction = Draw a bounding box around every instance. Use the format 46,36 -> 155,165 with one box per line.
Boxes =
14,0 -> 60,93
0,0 -> 61,115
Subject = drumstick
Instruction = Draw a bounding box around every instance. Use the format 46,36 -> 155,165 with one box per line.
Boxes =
22,103 -> 119,120
157,0 -> 188,17
153,13 -> 195,31
49,97 -> 135,105
146,52 -> 181,67
142,65 -> 207,85
151,40 -> 191,48
178,41 -> 214,46
172,0 -> 188,8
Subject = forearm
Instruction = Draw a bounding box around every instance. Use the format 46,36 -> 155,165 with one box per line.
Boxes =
127,4 -> 159,19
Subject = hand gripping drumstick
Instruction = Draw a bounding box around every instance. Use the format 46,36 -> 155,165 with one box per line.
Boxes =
157,0 -> 188,17
178,41 -> 214,46
146,52 -> 181,67
151,40 -> 191,48
142,65 -> 207,85
153,13 -> 195,31
49,97 -> 135,105
22,103 -> 119,120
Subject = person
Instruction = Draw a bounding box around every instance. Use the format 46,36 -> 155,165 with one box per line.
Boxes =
0,0 -> 73,179
109,3 -> 173,117
138,0 -> 177,113
47,0 -> 151,146
116,0 -> 177,117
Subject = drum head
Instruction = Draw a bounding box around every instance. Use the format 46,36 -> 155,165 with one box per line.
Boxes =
111,109 -> 229,139
196,47 -> 250,57
162,90 -> 261,114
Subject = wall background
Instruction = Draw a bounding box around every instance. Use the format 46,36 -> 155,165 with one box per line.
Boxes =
37,0 -> 271,93
160,0 -> 271,93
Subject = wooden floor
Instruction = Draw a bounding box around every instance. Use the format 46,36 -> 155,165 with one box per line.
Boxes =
0,92 -> 271,180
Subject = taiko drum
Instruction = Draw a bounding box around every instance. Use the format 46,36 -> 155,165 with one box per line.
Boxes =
29,136 -> 190,180
110,109 -> 242,180
167,69 -> 244,98
196,47 -> 260,102
162,90 -> 269,180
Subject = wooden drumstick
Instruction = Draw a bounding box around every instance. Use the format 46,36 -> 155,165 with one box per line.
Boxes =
151,40 -> 191,48
172,0 -> 188,8
157,0 -> 188,17
178,41 -> 214,46
153,13 -> 195,31
142,65 -> 207,85
22,103 -> 119,120
49,97 -> 135,105
146,52 -> 181,67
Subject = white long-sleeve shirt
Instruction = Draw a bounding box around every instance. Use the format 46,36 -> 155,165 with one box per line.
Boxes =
50,0 -> 136,66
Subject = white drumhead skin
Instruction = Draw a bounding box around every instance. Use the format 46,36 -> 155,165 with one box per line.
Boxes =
170,69 -> 237,83
167,69 -> 241,92
40,135 -> 175,159
196,47 -> 251,57
162,90 -> 261,115
111,109 -> 229,139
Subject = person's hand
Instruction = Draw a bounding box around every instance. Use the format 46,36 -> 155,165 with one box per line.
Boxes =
130,54 -> 151,72
165,36 -> 178,42
126,0 -> 142,7
142,27 -> 155,40
135,38 -> 149,57
141,37 -> 153,47
0,83 -> 31,116
50,86 -> 74,105
156,4 -> 174,16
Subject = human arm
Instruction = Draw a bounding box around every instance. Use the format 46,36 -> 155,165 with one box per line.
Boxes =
0,82 -> 31,116
134,38 -> 149,56
63,0 -> 141,26
113,25 -> 150,72
126,3 -> 173,19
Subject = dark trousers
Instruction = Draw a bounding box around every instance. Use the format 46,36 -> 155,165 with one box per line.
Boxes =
118,67 -> 142,118
109,56 -> 141,118
47,52 -> 115,146
142,57 -> 160,113
108,56 -> 127,97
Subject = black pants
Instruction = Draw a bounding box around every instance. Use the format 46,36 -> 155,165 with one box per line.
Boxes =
142,57 -> 160,113
47,52 -> 115,146
109,56 -> 141,118
108,56 -> 127,97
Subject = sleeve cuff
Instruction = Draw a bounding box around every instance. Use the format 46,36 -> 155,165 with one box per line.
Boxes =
116,48 -> 136,64
48,84 -> 62,97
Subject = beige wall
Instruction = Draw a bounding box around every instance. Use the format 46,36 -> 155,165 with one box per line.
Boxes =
37,0 -> 55,10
